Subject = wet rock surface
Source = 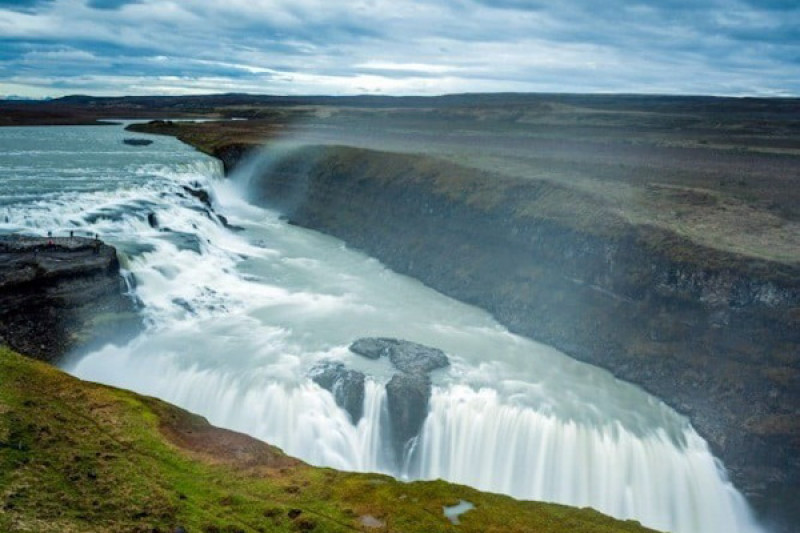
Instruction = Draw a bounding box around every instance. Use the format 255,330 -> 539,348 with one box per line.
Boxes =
182,184 -> 212,209
309,361 -> 366,424
350,337 -> 449,374
178,184 -> 243,231
0,234 -> 142,362
385,372 -> 432,462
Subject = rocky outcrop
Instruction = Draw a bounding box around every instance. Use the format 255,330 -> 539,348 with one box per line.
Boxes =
0,235 -> 141,363
350,337 -> 449,374
176,183 -> 243,232
237,144 -> 799,528
350,338 -> 450,462
310,339 -> 450,461
214,143 -> 257,175
309,361 -> 366,424
182,184 -> 212,209
385,372 -> 432,461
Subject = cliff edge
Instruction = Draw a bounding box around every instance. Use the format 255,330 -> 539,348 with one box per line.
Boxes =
0,235 -> 141,363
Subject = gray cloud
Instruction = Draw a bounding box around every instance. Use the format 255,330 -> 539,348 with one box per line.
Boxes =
0,0 -> 797,97
87,0 -> 143,10
0,0 -> 54,12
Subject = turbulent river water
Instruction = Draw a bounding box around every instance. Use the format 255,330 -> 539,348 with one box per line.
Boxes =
0,124 -> 764,533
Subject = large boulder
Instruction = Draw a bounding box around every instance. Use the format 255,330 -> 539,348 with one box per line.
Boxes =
309,361 -> 366,424
0,235 -> 142,362
385,372 -> 432,463
349,337 -> 449,374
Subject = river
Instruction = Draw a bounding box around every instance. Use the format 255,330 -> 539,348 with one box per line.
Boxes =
0,123 -> 764,533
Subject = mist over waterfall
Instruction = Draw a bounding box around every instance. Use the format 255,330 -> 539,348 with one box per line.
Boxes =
1,126 -> 764,533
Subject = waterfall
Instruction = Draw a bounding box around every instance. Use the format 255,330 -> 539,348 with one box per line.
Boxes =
71,331 -> 762,533
411,385 -> 757,533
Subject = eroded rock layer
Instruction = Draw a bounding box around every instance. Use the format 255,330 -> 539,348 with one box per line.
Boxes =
0,235 -> 141,362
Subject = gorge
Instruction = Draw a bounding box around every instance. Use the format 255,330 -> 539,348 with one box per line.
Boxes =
1,93 -> 798,532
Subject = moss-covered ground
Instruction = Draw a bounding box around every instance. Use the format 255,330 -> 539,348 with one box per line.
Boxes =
0,347 -> 657,533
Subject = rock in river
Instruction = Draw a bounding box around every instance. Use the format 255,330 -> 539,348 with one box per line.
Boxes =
385,372 -> 432,462
309,361 -> 366,424
349,337 -> 449,374
122,138 -> 153,146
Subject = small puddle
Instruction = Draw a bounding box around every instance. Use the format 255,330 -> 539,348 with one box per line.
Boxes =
443,500 -> 474,525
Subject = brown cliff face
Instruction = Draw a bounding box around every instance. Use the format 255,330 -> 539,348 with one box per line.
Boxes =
0,235 -> 141,363
237,144 -> 799,530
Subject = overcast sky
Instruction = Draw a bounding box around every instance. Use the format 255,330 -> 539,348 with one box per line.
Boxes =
0,0 -> 797,98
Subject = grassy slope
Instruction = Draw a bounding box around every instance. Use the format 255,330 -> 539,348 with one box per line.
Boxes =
0,347 -> 656,533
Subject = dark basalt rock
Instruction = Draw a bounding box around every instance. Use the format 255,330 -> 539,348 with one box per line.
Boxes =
349,338 -> 387,359
179,185 -> 243,231
182,185 -> 212,209
0,235 -> 142,362
309,361 -> 366,424
385,372 -> 432,462
350,337 -> 449,374
216,213 -> 244,232
147,212 -> 159,228
122,138 -> 153,146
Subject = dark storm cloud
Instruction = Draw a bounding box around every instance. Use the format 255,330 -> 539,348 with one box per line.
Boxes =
0,0 -> 53,12
87,0 -> 143,10
0,0 -> 797,97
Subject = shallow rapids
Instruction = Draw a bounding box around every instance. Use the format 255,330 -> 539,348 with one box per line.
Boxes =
0,124 -> 764,533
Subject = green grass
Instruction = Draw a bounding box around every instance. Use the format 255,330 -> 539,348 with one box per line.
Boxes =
0,347 -> 658,532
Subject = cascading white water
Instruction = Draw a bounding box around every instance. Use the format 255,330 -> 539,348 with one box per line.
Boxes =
411,386 -> 757,533
0,124 -> 765,533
